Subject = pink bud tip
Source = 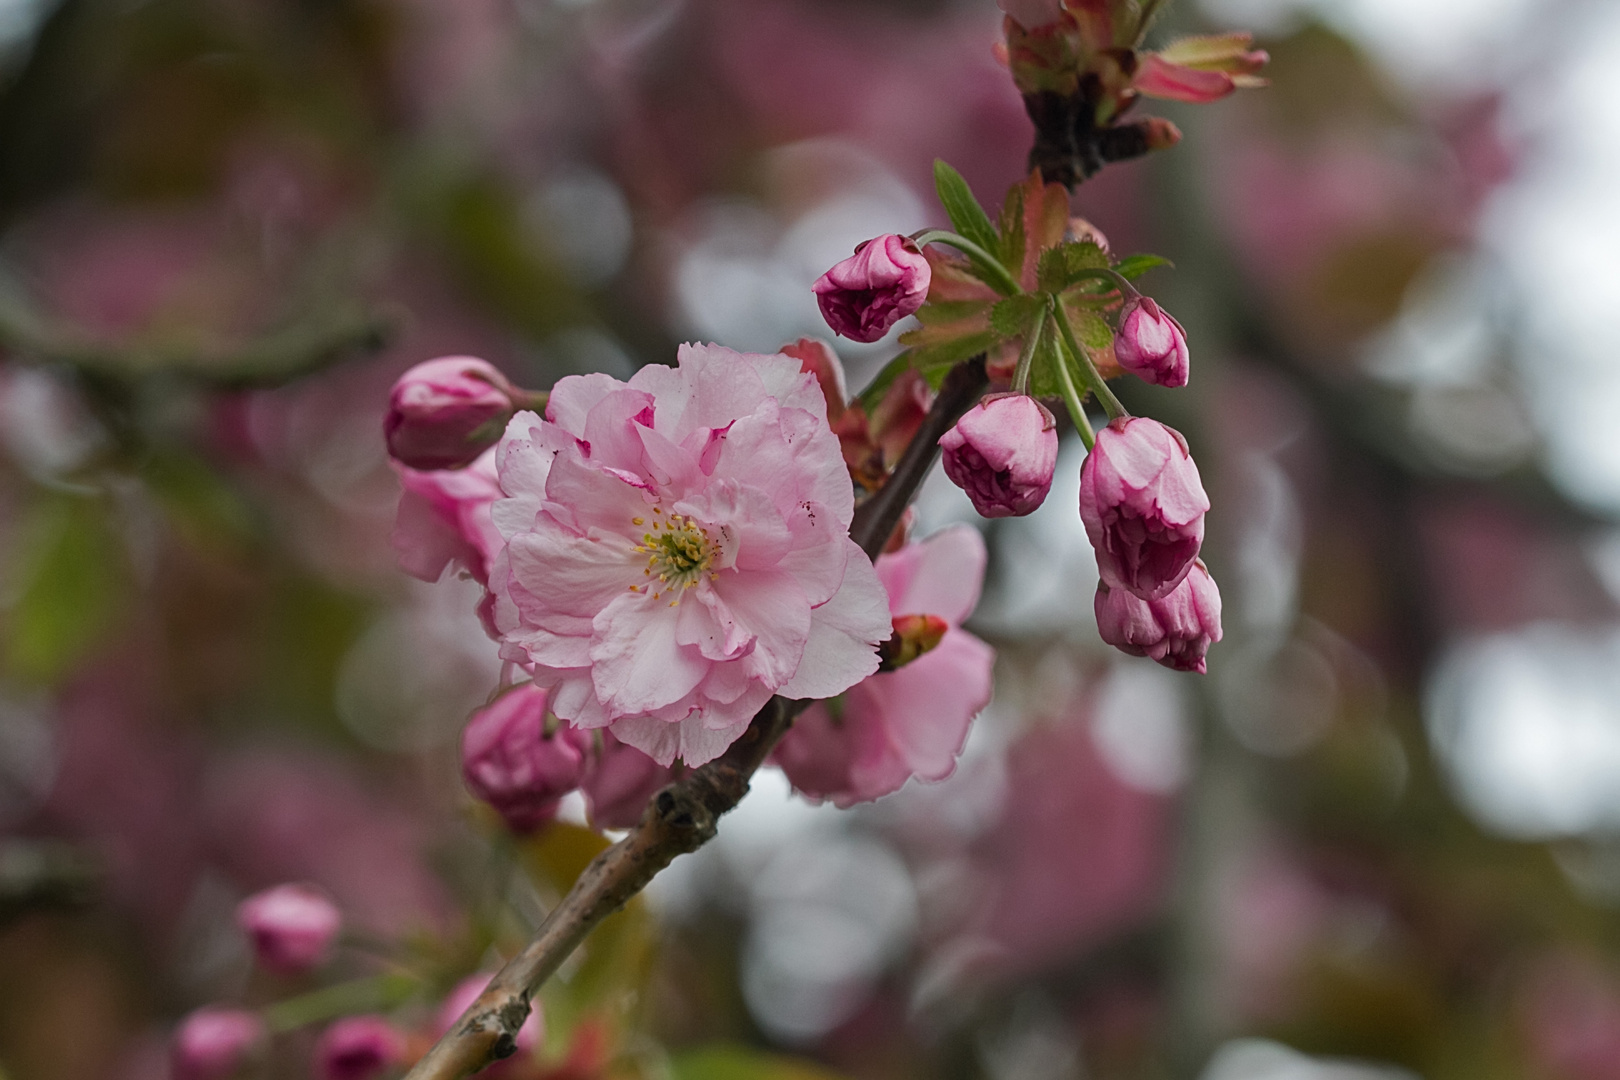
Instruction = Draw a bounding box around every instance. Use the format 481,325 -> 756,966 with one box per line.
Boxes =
1113,296 -> 1190,388
939,395 -> 1059,518
812,235 -> 931,343
314,1017 -> 404,1080
236,883 -> 341,975
172,1008 -> 266,1080
462,685 -> 592,833
385,356 -> 519,471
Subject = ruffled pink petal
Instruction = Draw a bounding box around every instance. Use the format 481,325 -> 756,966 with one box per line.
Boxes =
589,595 -> 710,716
878,525 -> 986,625
777,542 -> 889,700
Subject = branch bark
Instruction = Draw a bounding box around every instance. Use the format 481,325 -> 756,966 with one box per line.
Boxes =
401,354 -> 989,1080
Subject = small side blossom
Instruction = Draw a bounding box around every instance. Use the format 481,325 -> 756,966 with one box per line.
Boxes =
488,344 -> 892,766
461,685 -> 592,833
314,1017 -> 404,1080
385,356 -> 522,471
1113,297 -> 1190,388
812,235 -> 931,343
1095,559 -> 1222,673
939,395 -> 1059,518
581,729 -> 680,830
172,1008 -> 266,1080
236,883 -> 341,975
1079,417 -> 1209,600
773,526 -> 995,807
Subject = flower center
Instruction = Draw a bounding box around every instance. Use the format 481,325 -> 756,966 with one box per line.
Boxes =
630,506 -> 721,604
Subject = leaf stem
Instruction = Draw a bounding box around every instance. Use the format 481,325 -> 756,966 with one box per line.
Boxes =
1050,297 -> 1128,421
911,229 -> 1023,297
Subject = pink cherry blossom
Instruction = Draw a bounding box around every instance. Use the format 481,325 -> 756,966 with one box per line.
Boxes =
1079,417 -> 1209,600
773,525 -> 994,806
488,344 -> 891,766
581,729 -> 681,830
1095,559 -> 1223,673
236,882 -> 342,974
1113,296 -> 1190,388
461,684 -> 592,832
391,448 -> 503,586
385,356 -> 519,471
812,235 -> 931,343
314,1018 -> 403,1080
939,394 -> 1059,518
172,1008 -> 265,1080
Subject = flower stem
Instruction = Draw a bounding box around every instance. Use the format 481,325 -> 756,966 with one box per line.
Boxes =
1010,312 -> 1045,395
1047,313 -> 1095,451
910,229 -> 1023,296
1050,296 -> 1128,421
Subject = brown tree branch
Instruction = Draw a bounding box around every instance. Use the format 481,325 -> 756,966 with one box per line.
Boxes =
402,355 -> 989,1080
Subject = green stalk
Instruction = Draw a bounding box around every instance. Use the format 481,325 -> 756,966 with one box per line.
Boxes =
910,229 -> 1024,296
1046,313 -> 1095,451
1010,311 -> 1045,395
263,973 -> 422,1032
1050,296 -> 1128,421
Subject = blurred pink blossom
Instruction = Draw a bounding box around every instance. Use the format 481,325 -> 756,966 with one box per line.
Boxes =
488,344 -> 890,766
580,729 -> 680,830
940,395 -> 1059,518
461,685 -> 592,833
1080,417 -> 1209,600
236,882 -> 342,974
171,1008 -> 266,1080
773,525 -> 994,807
314,1017 -> 404,1080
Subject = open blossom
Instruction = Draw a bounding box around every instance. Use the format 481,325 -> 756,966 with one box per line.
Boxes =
1095,559 -> 1222,673
385,356 -> 521,471
581,729 -> 680,829
488,344 -> 891,766
1080,417 -> 1209,600
940,395 -> 1059,517
236,883 -> 341,974
461,684 -> 592,832
315,1017 -> 404,1080
1113,297 -> 1190,388
773,526 -> 994,807
812,235 -> 931,343
172,1008 -> 266,1080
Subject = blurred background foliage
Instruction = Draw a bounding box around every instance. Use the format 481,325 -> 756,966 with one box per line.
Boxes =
1,0 -> 1618,1079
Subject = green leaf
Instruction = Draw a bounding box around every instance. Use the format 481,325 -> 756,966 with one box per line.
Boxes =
1114,253 -> 1173,280
1037,241 -> 1110,293
855,352 -> 912,414
932,160 -> 1000,258
998,182 -> 1028,280
989,295 -> 1043,339
4,496 -> 125,684
913,299 -> 993,326
1026,320 -> 1071,400
670,1044 -> 853,1080
895,330 -> 998,381
1071,309 -> 1115,351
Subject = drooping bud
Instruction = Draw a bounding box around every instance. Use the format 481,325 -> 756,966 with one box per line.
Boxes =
812,235 -> 931,343
1079,417 -> 1209,600
314,1017 -> 404,1080
878,614 -> 949,671
1113,296 -> 1190,388
939,395 -> 1059,518
236,883 -> 341,975
462,685 -> 592,833
384,356 -> 526,471
1095,559 -> 1223,673
172,1008 -> 266,1080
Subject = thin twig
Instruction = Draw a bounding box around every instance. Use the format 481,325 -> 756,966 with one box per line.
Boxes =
402,355 -> 989,1080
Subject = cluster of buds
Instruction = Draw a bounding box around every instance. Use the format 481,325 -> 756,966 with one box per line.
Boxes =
810,161 -> 1221,672
996,0 -> 1267,186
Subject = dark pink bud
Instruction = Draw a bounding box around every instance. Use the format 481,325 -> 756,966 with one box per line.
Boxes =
812,235 -> 931,343
461,685 -> 591,833
172,1008 -> 266,1080
236,883 -> 341,975
385,356 -> 520,471
314,1017 -> 404,1080
1079,417 -> 1209,600
1113,297 -> 1190,388
939,395 -> 1059,518
580,729 -> 678,830
1095,559 -> 1223,673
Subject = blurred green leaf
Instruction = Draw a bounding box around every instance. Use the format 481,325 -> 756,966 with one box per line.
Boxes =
854,352 -> 912,414
4,495 -> 125,684
997,181 -> 1028,279
932,159 -> 1000,262
140,449 -> 258,551
1114,253 -> 1173,280
669,1045 -> 852,1080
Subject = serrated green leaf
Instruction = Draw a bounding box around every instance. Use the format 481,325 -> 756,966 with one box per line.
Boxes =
898,330 -> 997,377
1114,253 -> 1173,280
1071,309 -> 1115,351
998,183 -> 1027,280
913,299 -> 993,326
1026,320 -> 1070,399
933,160 -> 1000,259
1037,241 -> 1111,293
990,295 -> 1043,339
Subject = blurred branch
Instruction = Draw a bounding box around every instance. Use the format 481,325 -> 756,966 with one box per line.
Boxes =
402,356 -> 991,1080
0,839 -> 100,924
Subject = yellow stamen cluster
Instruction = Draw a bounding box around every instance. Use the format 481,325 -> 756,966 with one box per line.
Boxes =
628,505 -> 722,605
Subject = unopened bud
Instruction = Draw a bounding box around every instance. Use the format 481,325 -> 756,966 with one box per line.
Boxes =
939,395 -> 1059,518
172,1008 -> 266,1080
314,1017 -> 404,1080
878,614 -> 949,670
462,685 -> 591,833
385,356 -> 526,471
236,883 -> 341,975
1114,296 -> 1190,388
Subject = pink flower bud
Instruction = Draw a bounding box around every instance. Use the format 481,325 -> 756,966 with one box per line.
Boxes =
314,1017 -> 404,1080
236,883 -> 341,975
385,357 -> 519,471
172,1008 -> 266,1080
461,685 -> 591,833
1095,559 -> 1223,673
580,729 -> 679,830
812,235 -> 930,343
939,395 -> 1059,518
1079,417 -> 1209,600
1113,297 -> 1190,388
